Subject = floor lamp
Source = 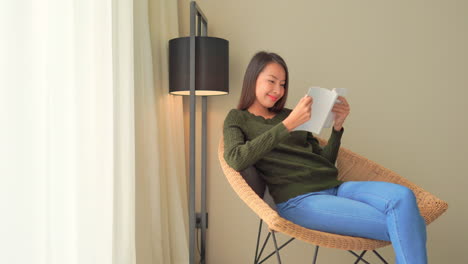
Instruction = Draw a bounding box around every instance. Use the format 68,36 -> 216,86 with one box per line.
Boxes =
168,1 -> 229,263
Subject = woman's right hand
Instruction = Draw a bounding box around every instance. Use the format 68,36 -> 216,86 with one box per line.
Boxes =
282,95 -> 313,131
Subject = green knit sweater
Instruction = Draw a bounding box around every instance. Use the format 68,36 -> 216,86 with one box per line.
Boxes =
223,108 -> 344,204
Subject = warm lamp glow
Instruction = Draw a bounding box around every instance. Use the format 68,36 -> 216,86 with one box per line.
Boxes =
169,90 -> 228,96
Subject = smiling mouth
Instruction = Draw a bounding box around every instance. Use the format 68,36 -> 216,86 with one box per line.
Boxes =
268,95 -> 278,101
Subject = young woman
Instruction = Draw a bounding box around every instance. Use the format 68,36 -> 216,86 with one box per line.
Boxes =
223,51 -> 427,264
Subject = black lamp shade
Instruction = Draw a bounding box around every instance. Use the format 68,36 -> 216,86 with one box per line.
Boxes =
169,36 -> 229,96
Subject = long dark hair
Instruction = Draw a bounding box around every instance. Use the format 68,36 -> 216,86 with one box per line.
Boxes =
237,51 -> 289,112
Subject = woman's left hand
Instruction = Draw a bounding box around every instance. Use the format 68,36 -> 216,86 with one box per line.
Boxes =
332,96 -> 350,131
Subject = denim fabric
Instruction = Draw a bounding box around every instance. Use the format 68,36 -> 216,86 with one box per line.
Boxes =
276,181 -> 427,264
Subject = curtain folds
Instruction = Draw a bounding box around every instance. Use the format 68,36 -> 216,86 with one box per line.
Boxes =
135,0 -> 189,263
1,0 -> 186,263
1,0 -> 135,263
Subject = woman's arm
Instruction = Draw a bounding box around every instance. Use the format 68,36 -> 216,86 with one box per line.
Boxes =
306,127 -> 344,164
223,110 -> 290,171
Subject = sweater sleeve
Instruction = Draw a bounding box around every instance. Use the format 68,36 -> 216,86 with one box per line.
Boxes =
223,110 -> 290,171
307,127 -> 344,164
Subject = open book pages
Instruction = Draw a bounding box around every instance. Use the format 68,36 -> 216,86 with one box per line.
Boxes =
293,87 -> 347,134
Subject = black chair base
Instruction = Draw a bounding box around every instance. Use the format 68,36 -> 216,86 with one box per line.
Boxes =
254,219 -> 389,264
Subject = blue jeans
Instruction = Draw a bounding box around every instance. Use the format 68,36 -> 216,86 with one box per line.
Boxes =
276,181 -> 427,264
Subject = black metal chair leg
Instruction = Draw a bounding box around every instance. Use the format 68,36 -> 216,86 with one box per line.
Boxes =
252,217 -> 387,264
254,219 -> 263,263
258,237 -> 294,264
348,251 -> 371,264
312,245 -> 319,264
256,232 -> 271,263
354,250 -> 367,264
271,231 -> 282,264
373,250 -> 389,264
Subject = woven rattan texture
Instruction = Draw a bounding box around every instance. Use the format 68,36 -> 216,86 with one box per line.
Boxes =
218,136 -> 448,251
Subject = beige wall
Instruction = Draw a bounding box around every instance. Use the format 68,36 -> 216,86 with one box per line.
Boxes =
177,0 -> 468,263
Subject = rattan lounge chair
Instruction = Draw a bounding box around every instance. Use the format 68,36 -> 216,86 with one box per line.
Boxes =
218,136 -> 448,263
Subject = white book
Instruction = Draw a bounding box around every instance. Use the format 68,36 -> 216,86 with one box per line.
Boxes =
293,87 -> 348,134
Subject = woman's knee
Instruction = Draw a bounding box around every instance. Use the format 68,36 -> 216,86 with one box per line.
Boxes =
389,183 -> 417,203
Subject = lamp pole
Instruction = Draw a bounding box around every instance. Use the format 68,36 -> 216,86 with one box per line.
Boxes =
189,2 -> 208,263
170,2 -> 227,262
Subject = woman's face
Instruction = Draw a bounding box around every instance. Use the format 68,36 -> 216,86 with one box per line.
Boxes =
253,62 -> 286,110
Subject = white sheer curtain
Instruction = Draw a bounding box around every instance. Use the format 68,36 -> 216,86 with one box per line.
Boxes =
0,0 -> 135,263
134,0 -> 189,263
